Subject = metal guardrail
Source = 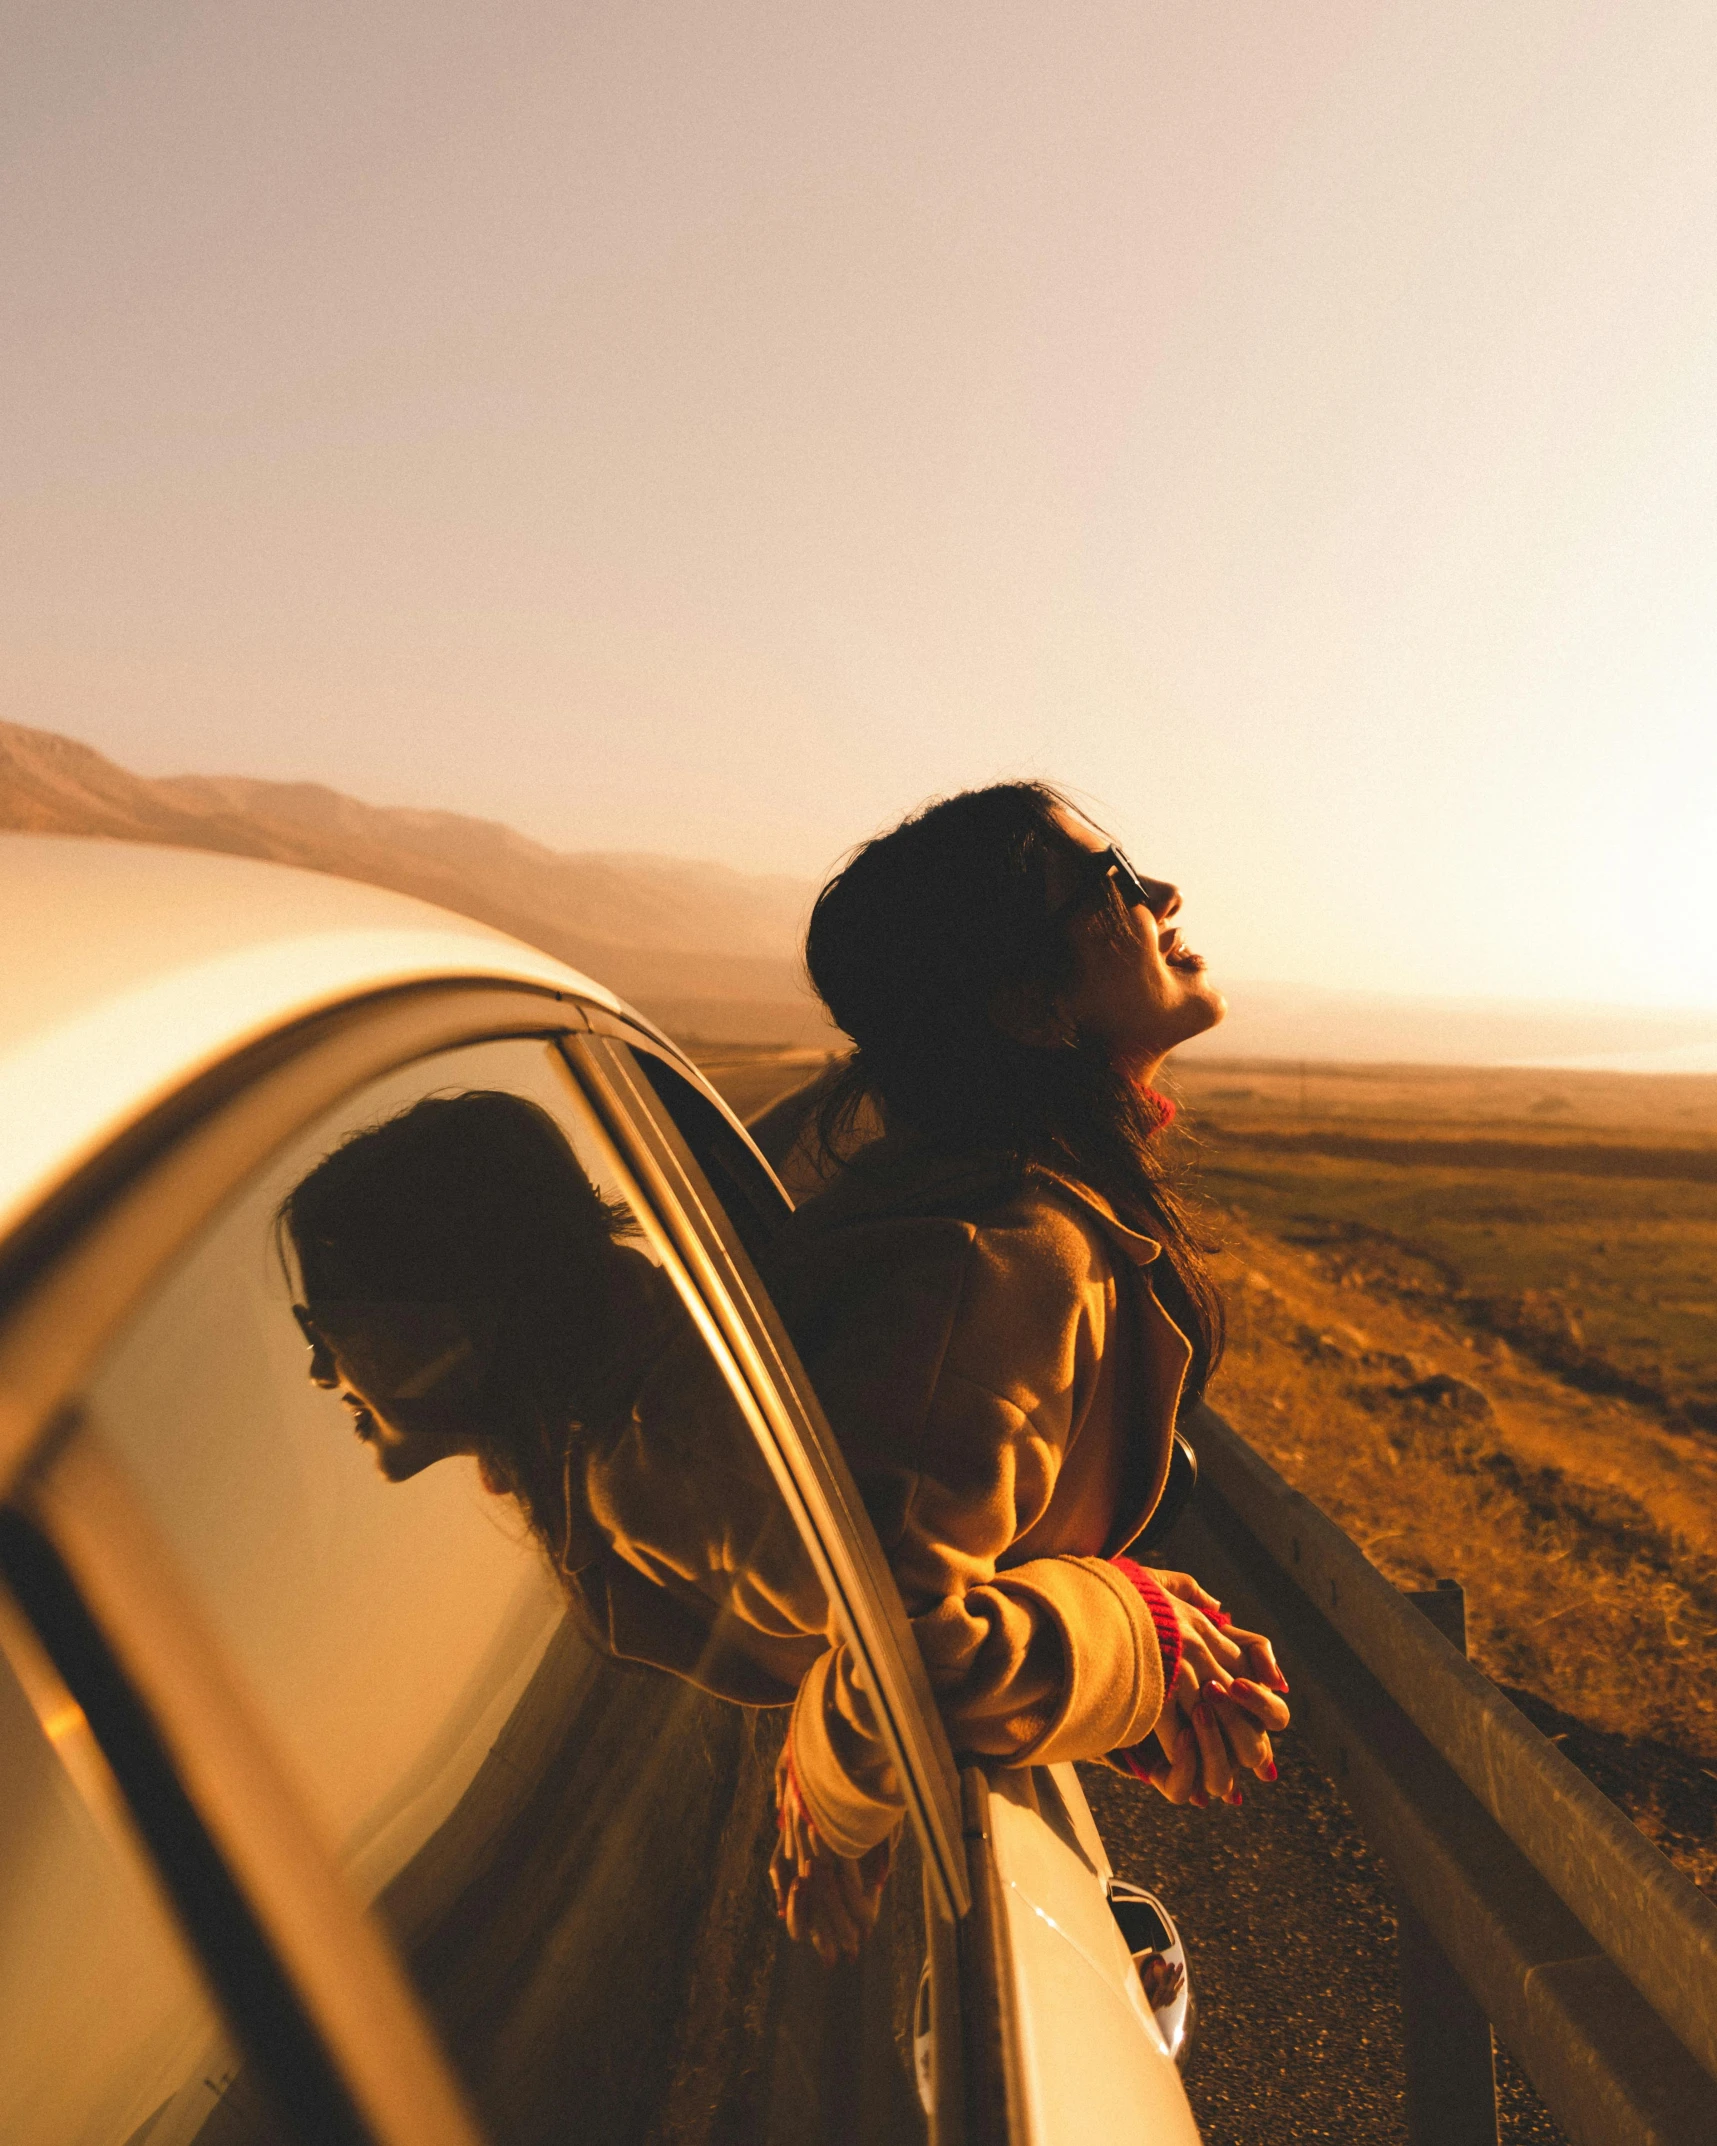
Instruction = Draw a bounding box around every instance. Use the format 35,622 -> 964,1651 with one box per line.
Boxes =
1176,1401 -> 1717,2146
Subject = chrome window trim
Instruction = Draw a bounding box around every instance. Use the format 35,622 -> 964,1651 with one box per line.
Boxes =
580,1008 -> 796,1200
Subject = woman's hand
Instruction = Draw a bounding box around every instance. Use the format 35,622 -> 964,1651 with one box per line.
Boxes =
1134,1569 -> 1291,1805
1144,1661 -> 1290,1804
1147,1567 -> 1290,1695
1138,1951 -> 1186,2013
770,1738 -> 894,1966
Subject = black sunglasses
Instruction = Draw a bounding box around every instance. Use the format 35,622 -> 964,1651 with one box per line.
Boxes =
292,1299 -> 492,1400
1046,845 -> 1155,926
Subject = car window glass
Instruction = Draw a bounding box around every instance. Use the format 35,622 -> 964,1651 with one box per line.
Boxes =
0,1602 -> 267,2146
75,1038 -> 928,2144
622,1043 -> 794,1276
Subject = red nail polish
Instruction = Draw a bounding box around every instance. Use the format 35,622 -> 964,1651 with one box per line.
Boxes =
1232,1788 -> 1244,1807
1261,1760 -> 1279,1782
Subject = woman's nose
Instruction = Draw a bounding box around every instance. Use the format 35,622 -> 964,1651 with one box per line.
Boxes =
307,1339 -> 340,1388
1141,877 -> 1181,920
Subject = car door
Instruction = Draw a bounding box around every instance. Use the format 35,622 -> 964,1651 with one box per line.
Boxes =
0,994 -> 936,2146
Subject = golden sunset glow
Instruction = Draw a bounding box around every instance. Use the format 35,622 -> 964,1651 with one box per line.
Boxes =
4,4 -> 1714,1018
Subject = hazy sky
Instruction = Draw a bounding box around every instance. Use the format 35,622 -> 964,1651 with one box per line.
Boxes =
7,3 -> 1716,1009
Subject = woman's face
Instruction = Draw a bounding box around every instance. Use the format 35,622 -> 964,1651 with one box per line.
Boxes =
1044,810 -> 1227,1077
296,1302 -> 483,1484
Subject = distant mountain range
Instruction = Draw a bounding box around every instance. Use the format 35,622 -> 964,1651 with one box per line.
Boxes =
6,720 -> 1716,1068
0,720 -> 827,1043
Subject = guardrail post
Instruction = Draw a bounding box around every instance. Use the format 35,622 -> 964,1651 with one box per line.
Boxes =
1398,1581 -> 1498,2146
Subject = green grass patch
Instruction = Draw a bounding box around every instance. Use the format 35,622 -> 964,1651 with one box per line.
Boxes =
1197,1146 -> 1717,1424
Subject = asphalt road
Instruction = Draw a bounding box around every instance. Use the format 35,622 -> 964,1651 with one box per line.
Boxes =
1078,1745 -> 1571,2146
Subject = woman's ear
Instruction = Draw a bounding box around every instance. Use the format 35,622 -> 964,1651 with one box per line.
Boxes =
988,980 -> 1074,1050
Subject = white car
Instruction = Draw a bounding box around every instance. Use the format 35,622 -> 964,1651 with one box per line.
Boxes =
0,834 -> 1199,2146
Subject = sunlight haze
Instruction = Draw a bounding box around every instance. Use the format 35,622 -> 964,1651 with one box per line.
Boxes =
6,2 -> 1715,1009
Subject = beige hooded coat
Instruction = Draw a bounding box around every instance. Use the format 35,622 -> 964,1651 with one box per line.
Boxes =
773,1141 -> 1195,1855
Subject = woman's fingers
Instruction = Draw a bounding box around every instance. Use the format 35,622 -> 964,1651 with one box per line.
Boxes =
795,1862 -> 863,1962
1226,1676 -> 1291,1735
768,1834 -> 793,1915
1158,1731 -> 1201,1806
1139,1662 -> 1288,1810
787,1873 -> 849,1965
775,1816 -> 897,1963
776,1739 -> 878,1963
1147,1567 -> 1223,1616
1179,1627 -> 1242,1689
1149,1573 -> 1291,1697
796,1895 -> 841,1969
1146,1660 -> 1247,1807
1171,1656 -> 1208,1718
1207,1691 -> 1273,1777
1146,1701 -> 1202,1805
1139,1954 -> 1186,2011
1181,1619 -> 1290,1698
1191,1687 -> 1237,1802
1213,1679 -> 1288,1781
787,1798 -> 818,1879
1227,1623 -> 1290,1694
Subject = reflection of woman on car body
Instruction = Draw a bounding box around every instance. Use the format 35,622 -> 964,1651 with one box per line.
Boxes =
766,782 -> 1290,1954
280,1092 -> 833,1707
282,1094 -> 899,1962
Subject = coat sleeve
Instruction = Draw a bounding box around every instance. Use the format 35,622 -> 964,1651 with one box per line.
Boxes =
569,1326 -> 836,1702
786,1206 -> 1169,1855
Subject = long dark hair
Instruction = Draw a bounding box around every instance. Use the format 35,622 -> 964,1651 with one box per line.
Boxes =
804,781 -> 1224,1396
278,1090 -> 645,1567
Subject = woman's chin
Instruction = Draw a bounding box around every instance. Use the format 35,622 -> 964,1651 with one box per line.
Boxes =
1110,988 -> 1227,1079
370,1425 -> 469,1483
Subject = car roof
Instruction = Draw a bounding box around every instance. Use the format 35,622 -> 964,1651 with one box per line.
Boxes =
0,834 -> 630,1250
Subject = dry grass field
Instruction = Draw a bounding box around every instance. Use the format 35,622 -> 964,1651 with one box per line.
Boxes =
1159,1056 -> 1717,1891
697,1046 -> 1717,1893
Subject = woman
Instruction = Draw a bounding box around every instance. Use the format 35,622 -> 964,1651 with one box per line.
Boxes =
769,781 -> 1290,1948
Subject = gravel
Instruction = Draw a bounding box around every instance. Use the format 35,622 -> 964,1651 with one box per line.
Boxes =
1078,1742 -> 1570,2145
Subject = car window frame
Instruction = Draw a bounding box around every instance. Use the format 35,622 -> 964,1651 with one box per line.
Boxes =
567,1023 -> 972,1924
